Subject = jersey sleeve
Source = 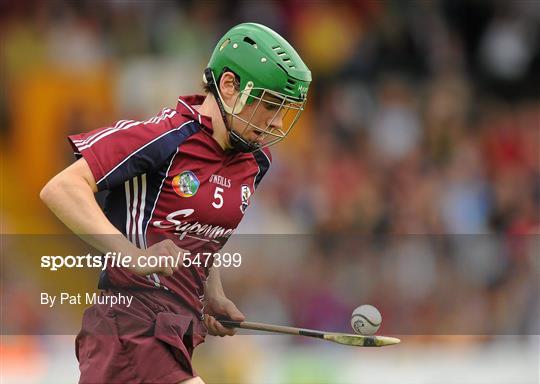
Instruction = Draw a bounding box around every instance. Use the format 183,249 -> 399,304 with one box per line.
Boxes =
68,108 -> 194,191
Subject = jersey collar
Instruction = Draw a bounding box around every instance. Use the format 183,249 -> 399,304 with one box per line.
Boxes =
176,95 -> 213,130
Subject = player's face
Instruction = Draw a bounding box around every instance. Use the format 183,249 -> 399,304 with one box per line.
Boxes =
218,72 -> 305,148
231,93 -> 296,145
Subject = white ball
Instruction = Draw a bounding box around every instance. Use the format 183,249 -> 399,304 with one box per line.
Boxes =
351,304 -> 382,335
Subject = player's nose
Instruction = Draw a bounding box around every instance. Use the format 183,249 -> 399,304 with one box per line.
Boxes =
267,114 -> 283,131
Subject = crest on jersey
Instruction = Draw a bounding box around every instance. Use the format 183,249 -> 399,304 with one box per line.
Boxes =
172,171 -> 200,198
240,184 -> 251,214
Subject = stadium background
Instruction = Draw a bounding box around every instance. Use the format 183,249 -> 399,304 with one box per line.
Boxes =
1,1 -> 538,383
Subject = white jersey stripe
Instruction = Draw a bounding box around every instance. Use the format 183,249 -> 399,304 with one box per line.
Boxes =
178,98 -> 196,115
78,120 -> 142,150
72,108 -> 173,145
153,273 -> 161,286
85,108 -> 176,147
144,146 -> 180,244
77,110 -> 177,150
79,111 -> 174,149
124,180 -> 132,241
252,167 -> 260,194
71,120 -> 133,144
96,120 -> 193,185
146,275 -> 159,287
260,149 -> 271,167
131,176 -> 139,247
115,119 -> 131,128
137,173 -> 147,249
84,109 -> 172,146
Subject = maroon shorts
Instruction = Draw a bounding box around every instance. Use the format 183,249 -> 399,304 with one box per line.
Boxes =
75,289 -> 207,383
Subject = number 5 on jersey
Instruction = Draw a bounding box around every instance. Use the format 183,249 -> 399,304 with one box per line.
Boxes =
212,187 -> 224,209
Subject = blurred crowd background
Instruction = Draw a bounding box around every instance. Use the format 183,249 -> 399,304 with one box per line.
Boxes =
1,0 -> 539,383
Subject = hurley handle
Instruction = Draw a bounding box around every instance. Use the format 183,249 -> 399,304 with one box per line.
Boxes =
218,319 -> 242,328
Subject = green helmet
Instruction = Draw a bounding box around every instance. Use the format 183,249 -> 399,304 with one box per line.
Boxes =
204,22 -> 312,152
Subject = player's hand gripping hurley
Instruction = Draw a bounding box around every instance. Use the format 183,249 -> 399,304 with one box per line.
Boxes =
218,319 -> 400,347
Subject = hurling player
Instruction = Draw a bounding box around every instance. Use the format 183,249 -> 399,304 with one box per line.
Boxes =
41,23 -> 311,384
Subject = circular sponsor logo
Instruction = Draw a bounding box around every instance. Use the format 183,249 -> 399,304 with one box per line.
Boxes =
172,171 -> 200,197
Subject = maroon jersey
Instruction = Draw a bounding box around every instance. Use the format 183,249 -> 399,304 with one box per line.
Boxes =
68,95 -> 271,315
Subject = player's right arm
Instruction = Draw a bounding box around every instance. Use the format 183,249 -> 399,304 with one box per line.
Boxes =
41,107 -> 191,276
40,157 -> 180,276
41,157 -> 121,240
40,158 -> 181,276
40,109 -> 189,276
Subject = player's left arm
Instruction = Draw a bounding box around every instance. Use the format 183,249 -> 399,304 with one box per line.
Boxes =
203,267 -> 245,336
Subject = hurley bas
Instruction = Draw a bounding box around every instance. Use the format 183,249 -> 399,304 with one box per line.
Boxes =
41,292 -> 133,308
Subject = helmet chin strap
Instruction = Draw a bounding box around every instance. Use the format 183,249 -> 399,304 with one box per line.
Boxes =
203,68 -> 260,153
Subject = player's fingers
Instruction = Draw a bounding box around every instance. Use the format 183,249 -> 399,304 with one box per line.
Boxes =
161,239 -> 176,248
205,315 -> 235,336
161,242 -> 186,270
203,315 -> 215,334
158,241 -> 187,272
211,317 -> 236,336
203,315 -> 220,336
163,242 -> 180,264
219,324 -> 236,336
154,239 -> 173,253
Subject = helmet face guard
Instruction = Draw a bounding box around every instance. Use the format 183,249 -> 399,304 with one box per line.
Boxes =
228,87 -> 306,151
